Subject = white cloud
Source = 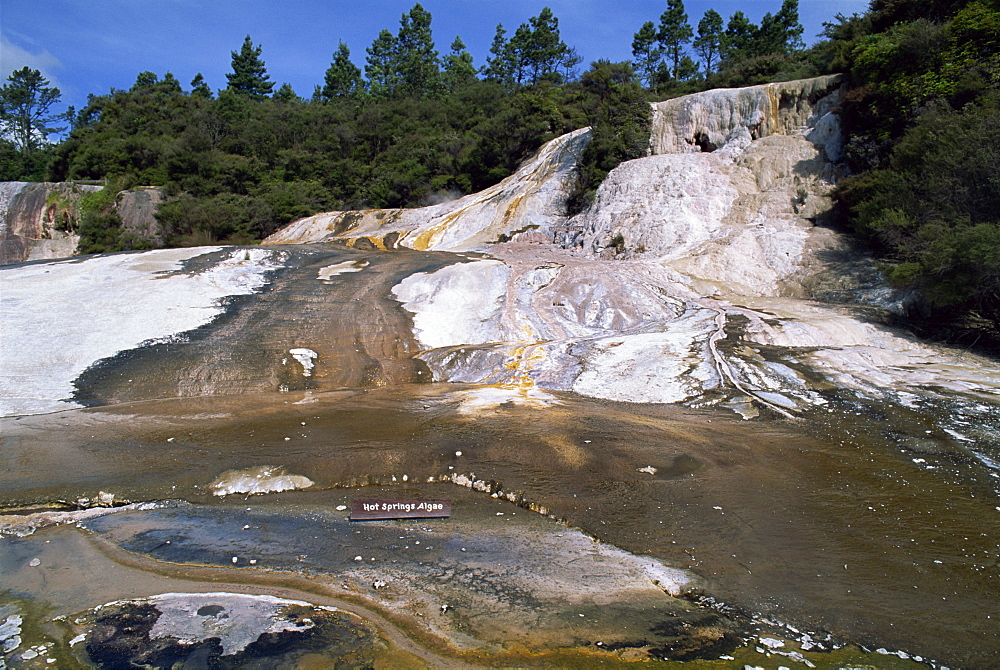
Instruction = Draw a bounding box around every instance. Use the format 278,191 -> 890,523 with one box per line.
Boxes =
0,33 -> 65,89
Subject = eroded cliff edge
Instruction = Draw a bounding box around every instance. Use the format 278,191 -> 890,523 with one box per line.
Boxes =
0,182 -> 164,265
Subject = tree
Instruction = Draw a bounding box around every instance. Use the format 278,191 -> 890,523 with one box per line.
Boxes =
482,24 -> 516,85
722,11 -> 759,63
569,60 -> 651,214
508,23 -> 534,85
524,7 -> 570,84
132,71 -> 159,91
758,0 -> 805,54
694,9 -> 724,75
161,73 -> 183,94
443,36 -> 477,90
632,21 -> 663,87
226,35 -> 275,100
658,0 -> 694,79
274,83 -> 300,103
561,47 -> 583,81
0,67 -> 66,155
502,7 -> 573,86
837,98 -> 1000,335
322,42 -> 364,99
190,73 -> 213,99
395,3 -> 441,96
366,29 -> 399,98
677,55 -> 700,81
778,0 -> 806,51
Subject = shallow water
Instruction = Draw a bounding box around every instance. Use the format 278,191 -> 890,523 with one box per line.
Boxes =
3,385 -> 998,666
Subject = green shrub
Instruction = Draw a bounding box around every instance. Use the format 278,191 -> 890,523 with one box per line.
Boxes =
836,94 -> 1000,339
567,61 -> 651,216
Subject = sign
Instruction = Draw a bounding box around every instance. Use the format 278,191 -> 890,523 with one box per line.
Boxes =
349,499 -> 451,521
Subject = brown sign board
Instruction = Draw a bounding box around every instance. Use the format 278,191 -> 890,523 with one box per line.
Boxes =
350,499 -> 451,521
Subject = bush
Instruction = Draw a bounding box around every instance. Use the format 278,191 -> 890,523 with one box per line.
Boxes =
836,95 -> 1000,339
567,61 -> 651,215
156,192 -> 277,245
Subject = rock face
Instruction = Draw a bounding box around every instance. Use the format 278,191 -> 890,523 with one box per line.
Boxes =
116,187 -> 166,245
570,75 -> 845,298
570,134 -> 842,298
0,182 -> 166,265
266,76 -> 847,301
0,182 -> 96,265
648,74 -> 843,158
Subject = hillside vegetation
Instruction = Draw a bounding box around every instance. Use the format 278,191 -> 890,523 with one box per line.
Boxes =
831,0 -> 1000,346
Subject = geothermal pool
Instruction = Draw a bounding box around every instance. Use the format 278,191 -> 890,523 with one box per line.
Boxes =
2,382 -> 998,667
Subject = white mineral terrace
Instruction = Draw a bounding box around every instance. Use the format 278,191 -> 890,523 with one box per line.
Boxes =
0,248 -> 283,416
3,76 -> 999,427
263,127 -> 590,251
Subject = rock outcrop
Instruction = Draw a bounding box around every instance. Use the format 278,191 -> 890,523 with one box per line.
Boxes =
569,75 -> 846,298
648,74 -> 843,158
116,187 -> 166,246
569,134 -> 842,297
0,182 -> 96,265
267,76 -> 847,302
0,182 -> 166,265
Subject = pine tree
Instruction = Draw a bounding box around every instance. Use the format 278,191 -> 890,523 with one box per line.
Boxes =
658,0 -> 693,79
131,71 -> 159,91
482,24 -> 515,85
561,47 -> 582,82
509,23 -> 534,85
226,35 -> 275,100
758,0 -> 805,54
190,73 -> 213,99
632,21 -> 663,87
395,3 -> 441,96
0,67 -> 65,155
443,36 -> 477,91
161,73 -> 183,94
779,0 -> 805,50
322,42 -> 364,99
274,83 -> 300,103
366,29 -> 399,98
505,7 -> 572,85
694,9 -> 724,75
676,55 -> 700,81
526,7 -> 569,84
722,11 -> 758,63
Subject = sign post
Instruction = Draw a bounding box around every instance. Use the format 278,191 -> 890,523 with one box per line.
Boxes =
349,499 -> 451,521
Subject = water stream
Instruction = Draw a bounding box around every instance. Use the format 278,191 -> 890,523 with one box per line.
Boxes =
2,381 -> 998,666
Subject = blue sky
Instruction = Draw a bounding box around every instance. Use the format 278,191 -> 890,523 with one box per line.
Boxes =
2,0 -> 869,115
